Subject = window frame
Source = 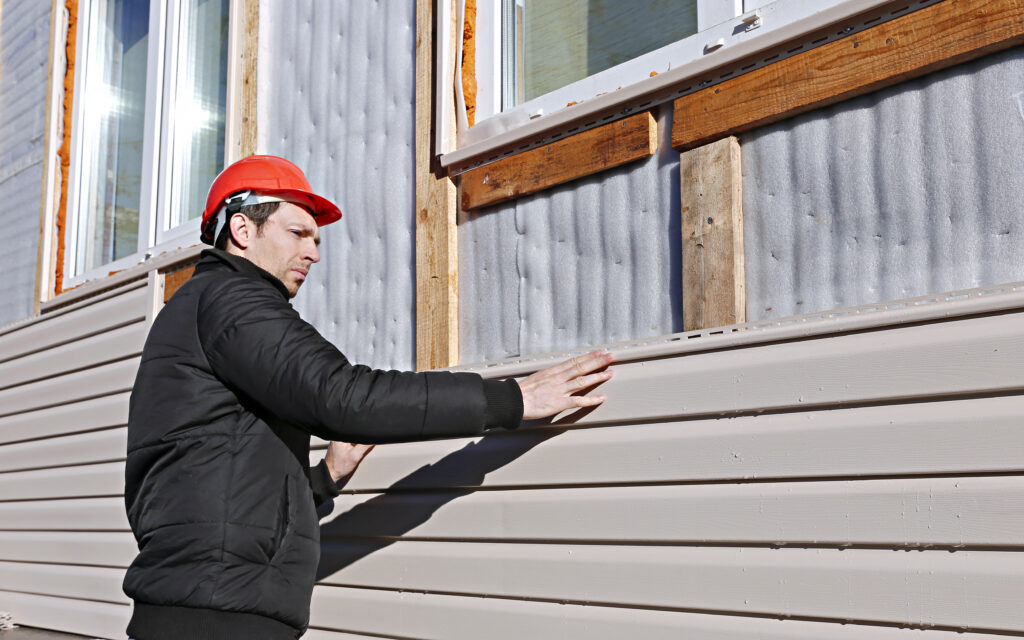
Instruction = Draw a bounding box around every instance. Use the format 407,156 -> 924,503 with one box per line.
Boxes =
439,0 -> 911,171
63,0 -> 236,289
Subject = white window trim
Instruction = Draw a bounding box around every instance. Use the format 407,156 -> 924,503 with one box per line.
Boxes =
63,0 -> 236,290
440,0 -> 924,172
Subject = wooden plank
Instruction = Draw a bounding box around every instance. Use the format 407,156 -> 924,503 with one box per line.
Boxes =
0,358 -> 138,418
0,497 -> 129,531
310,584 -> 1012,640
415,0 -> 459,370
0,427 -> 125,473
0,461 -> 123,501
0,562 -> 128,605
460,111 -> 658,210
0,322 -> 145,391
0,591 -> 130,640
0,531 -> 136,567
0,286 -> 147,362
321,475 -> 1024,547
162,265 -> 195,303
672,0 -> 1024,151
317,395 -> 1024,492
0,393 -> 128,445
681,136 -> 744,330
240,0 -> 258,157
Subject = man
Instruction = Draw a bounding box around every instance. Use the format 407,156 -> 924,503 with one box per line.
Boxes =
123,155 -> 613,639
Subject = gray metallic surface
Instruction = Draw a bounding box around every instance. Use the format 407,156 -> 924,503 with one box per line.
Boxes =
259,0 -> 417,370
0,1 -> 50,327
742,46 -> 1024,322
460,105 -> 682,363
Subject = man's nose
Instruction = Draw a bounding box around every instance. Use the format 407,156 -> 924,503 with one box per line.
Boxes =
305,239 -> 320,264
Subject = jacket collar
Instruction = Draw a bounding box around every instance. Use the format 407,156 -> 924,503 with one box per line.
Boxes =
195,248 -> 291,300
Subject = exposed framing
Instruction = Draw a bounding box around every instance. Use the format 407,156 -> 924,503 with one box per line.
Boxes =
672,0 -> 1024,151
416,0 -> 460,371
460,111 -> 658,210
680,136 -> 744,331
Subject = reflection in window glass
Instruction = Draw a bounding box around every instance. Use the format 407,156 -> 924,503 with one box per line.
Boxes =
75,0 -> 149,274
166,0 -> 229,229
504,0 -> 698,107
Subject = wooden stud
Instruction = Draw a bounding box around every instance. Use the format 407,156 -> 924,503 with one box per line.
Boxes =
415,0 -> 460,370
672,0 -> 1024,151
461,111 -> 658,210
240,0 -> 259,157
681,136 -> 744,331
162,265 -> 196,303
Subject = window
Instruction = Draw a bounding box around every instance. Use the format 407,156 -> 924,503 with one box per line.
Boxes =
66,0 -> 231,283
443,0 -> 910,169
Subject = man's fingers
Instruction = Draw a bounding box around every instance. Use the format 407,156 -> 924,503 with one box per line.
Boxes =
549,350 -> 613,380
572,393 -> 605,408
569,370 -> 613,391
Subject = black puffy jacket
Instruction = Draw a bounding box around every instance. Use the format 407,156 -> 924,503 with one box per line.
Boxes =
123,249 -> 522,639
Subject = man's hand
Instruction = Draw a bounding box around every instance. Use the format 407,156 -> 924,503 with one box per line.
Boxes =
325,441 -> 375,482
518,350 -> 614,420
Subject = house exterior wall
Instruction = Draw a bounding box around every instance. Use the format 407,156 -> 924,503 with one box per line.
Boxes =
0,0 -> 52,327
3,2 -> 1024,639
742,46 -> 1024,322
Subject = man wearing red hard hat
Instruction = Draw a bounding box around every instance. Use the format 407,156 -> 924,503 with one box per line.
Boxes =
123,155 -> 614,639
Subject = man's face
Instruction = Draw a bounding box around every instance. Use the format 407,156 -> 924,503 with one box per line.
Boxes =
245,202 -> 321,298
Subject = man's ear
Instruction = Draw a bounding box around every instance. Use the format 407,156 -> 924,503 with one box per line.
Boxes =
228,213 -> 250,249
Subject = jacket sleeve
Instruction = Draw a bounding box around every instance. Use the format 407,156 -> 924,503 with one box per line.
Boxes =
197,278 -> 522,443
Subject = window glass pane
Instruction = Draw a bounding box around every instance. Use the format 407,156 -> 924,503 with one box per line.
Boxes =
505,0 -> 698,106
166,0 -> 229,229
74,0 -> 149,274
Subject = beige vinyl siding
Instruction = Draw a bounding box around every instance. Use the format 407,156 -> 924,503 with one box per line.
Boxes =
0,280 -> 147,639
307,295 -> 1024,639
4,274 -> 1024,639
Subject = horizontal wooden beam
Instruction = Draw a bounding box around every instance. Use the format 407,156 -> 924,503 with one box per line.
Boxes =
461,111 -> 658,210
673,0 -> 1024,151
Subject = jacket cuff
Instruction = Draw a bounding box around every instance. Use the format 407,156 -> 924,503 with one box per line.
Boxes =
309,458 -> 341,506
482,378 -> 524,429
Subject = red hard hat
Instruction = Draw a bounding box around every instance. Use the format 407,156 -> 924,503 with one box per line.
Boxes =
200,155 -> 342,244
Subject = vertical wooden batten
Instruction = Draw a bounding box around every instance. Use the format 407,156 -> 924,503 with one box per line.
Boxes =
681,136 -> 744,331
239,0 -> 259,158
415,0 -> 460,371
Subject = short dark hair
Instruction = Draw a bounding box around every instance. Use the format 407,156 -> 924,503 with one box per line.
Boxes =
214,201 -> 281,250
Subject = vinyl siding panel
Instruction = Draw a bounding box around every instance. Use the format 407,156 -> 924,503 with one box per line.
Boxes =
0,281 -> 146,639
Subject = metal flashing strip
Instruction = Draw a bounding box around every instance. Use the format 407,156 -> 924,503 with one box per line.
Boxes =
452,281 -> 1024,378
441,0 -> 944,175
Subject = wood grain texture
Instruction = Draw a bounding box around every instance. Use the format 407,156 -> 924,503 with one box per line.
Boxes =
461,111 -> 658,210
315,544 -> 1024,632
310,585 -> 1012,640
162,265 -> 195,302
672,0 -> 1024,151
416,0 -> 459,370
681,136 -> 744,330
240,0 -> 258,157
